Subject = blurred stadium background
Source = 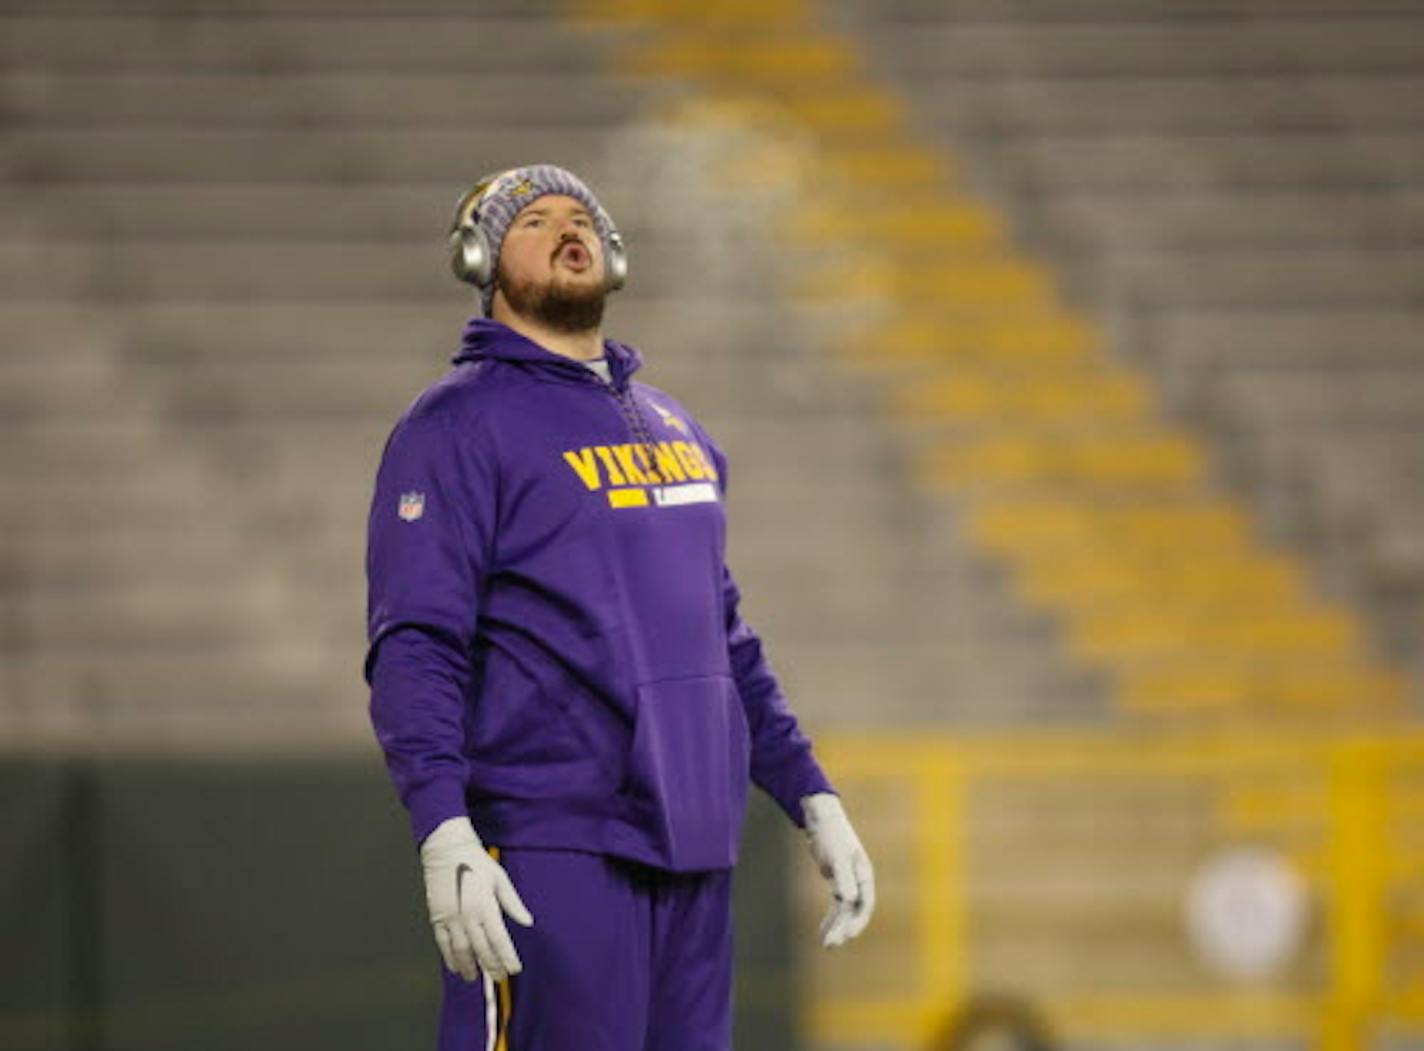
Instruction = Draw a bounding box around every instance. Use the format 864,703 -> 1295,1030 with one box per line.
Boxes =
2,1 -> 1423,1049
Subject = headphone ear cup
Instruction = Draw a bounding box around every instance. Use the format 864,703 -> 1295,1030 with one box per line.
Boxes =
449,221 -> 492,287
605,231 -> 628,292
448,183 -> 497,288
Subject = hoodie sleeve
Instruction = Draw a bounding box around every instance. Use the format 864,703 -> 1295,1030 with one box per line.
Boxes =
697,425 -> 837,828
364,408 -> 496,848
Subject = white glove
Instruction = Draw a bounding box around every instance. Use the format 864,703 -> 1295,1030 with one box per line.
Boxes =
802,792 -> 876,948
420,816 -> 535,983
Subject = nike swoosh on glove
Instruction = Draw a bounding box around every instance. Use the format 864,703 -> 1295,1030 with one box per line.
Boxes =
802,792 -> 876,949
420,816 -> 535,982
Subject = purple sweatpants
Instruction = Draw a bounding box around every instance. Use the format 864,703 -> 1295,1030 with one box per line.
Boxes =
438,847 -> 733,1051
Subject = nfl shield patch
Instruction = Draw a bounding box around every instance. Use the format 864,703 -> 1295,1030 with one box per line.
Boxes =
397,491 -> 425,522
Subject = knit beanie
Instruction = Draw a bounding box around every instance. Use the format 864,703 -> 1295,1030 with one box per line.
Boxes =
466,164 -> 619,316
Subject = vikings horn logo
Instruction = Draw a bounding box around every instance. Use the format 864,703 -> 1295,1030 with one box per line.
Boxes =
649,401 -> 690,436
495,174 -> 536,199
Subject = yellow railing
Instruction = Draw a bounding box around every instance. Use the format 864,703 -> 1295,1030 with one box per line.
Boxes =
799,732 -> 1424,1051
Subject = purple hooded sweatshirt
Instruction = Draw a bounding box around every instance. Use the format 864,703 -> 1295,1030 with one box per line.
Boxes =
364,318 -> 835,872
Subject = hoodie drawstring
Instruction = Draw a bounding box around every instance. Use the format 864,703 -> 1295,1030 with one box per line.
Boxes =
605,377 -> 664,483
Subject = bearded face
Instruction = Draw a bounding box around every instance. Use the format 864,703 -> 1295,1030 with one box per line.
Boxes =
496,244 -> 606,333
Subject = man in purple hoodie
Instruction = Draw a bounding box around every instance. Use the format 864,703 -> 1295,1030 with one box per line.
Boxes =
364,164 -> 875,1051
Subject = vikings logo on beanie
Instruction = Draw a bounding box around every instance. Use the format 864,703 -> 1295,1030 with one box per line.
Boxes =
448,164 -> 626,316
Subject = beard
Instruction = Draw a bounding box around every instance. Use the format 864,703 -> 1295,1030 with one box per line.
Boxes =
497,263 -> 606,334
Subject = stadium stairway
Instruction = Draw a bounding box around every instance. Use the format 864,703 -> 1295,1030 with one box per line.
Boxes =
827,0 -> 1424,697
578,0 -> 1416,724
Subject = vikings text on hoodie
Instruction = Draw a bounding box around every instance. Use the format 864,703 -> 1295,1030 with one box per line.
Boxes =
364,319 -> 835,872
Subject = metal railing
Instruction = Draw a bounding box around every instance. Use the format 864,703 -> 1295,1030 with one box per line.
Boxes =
800,731 -> 1424,1051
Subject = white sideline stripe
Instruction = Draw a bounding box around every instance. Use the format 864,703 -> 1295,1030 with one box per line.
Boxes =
484,969 -> 496,1051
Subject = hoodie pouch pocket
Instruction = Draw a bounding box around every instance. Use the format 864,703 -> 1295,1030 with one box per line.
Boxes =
621,674 -> 750,870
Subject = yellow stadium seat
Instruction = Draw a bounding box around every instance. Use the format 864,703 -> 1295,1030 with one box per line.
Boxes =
891,369 -> 1150,424
775,89 -> 907,136
1071,606 -> 1359,662
970,499 -> 1252,555
1121,661 -> 1404,715
1067,434 -> 1206,486
822,144 -> 950,189
893,259 -> 1051,307
837,313 -> 1096,370
1016,552 -> 1304,610
924,431 -> 1206,489
787,199 -> 1002,250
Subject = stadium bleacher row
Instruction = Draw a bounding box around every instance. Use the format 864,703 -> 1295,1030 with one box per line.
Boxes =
0,2 -> 1100,754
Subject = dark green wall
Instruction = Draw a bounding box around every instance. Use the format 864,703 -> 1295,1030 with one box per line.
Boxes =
0,760 -> 798,1051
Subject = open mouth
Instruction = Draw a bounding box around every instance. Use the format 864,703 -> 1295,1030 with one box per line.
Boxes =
555,241 -> 590,269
